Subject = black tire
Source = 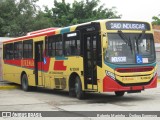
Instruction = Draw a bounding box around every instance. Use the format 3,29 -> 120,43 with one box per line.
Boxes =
69,77 -> 76,97
115,91 -> 125,97
75,76 -> 85,99
21,74 -> 30,91
69,88 -> 76,97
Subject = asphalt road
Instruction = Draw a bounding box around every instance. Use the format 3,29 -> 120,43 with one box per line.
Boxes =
0,83 -> 160,119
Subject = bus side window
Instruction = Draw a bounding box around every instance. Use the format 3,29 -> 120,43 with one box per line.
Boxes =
56,41 -> 63,56
3,45 -> 6,59
48,36 -> 55,57
48,34 -> 63,57
65,40 -> 76,55
14,41 -> 22,59
23,40 -> 33,58
45,37 -> 48,57
63,31 -> 80,56
4,43 -> 14,60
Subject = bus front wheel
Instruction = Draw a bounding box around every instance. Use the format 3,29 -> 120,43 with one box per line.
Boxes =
75,76 -> 84,99
21,74 -> 30,91
115,91 -> 125,97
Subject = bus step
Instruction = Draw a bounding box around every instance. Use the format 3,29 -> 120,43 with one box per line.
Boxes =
37,85 -> 45,87
84,89 -> 97,92
87,84 -> 97,90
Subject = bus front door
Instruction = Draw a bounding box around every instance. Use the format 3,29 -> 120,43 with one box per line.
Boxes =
35,41 -> 44,86
83,33 -> 98,90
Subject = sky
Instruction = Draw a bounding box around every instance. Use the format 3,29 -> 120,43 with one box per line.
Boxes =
37,0 -> 160,22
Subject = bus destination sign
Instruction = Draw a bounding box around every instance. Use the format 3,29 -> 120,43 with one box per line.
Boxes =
106,21 -> 150,30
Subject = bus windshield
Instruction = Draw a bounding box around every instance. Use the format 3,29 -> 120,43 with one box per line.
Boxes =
105,33 -> 156,64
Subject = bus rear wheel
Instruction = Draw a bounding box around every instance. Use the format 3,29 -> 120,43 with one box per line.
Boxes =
21,74 -> 30,91
75,76 -> 84,99
115,91 -> 125,97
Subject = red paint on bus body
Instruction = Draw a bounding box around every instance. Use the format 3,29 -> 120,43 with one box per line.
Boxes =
54,61 -> 67,71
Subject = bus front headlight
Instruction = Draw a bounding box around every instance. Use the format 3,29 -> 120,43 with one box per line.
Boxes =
106,71 -> 115,80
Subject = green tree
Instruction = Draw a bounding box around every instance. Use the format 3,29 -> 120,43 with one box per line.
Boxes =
0,0 -> 53,37
51,0 -> 121,27
0,0 -> 121,37
31,10 -> 54,31
17,1 -> 54,33
0,0 -> 18,36
152,15 -> 160,25
0,0 -> 38,36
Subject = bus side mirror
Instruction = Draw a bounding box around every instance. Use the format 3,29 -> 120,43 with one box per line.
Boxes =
103,33 -> 108,49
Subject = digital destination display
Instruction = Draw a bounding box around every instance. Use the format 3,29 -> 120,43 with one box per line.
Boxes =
106,21 -> 150,30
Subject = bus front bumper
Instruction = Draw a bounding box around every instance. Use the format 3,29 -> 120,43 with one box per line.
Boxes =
103,74 -> 158,92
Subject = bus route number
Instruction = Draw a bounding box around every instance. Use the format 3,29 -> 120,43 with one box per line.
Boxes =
70,68 -> 79,71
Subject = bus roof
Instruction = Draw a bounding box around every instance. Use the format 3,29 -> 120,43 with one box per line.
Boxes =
3,19 -> 151,44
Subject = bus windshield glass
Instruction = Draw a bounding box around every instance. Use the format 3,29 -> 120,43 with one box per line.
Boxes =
105,33 -> 155,64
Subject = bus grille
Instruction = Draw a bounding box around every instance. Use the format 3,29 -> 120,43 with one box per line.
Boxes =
116,67 -> 154,73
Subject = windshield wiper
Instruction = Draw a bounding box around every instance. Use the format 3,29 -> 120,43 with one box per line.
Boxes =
135,30 -> 145,53
118,30 -> 129,45
118,30 -> 133,54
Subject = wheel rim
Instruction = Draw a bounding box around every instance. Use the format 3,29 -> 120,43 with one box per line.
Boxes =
22,76 -> 27,89
75,79 -> 79,94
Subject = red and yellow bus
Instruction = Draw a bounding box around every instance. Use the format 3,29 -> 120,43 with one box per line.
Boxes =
2,19 -> 157,99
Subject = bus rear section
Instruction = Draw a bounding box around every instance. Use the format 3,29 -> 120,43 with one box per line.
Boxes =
102,21 -> 157,96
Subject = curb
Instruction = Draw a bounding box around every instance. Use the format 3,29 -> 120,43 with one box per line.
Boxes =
0,81 -> 20,90
0,85 -> 20,90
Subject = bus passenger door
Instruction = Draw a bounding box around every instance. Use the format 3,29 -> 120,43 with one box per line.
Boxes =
83,32 -> 99,90
35,41 -> 44,86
